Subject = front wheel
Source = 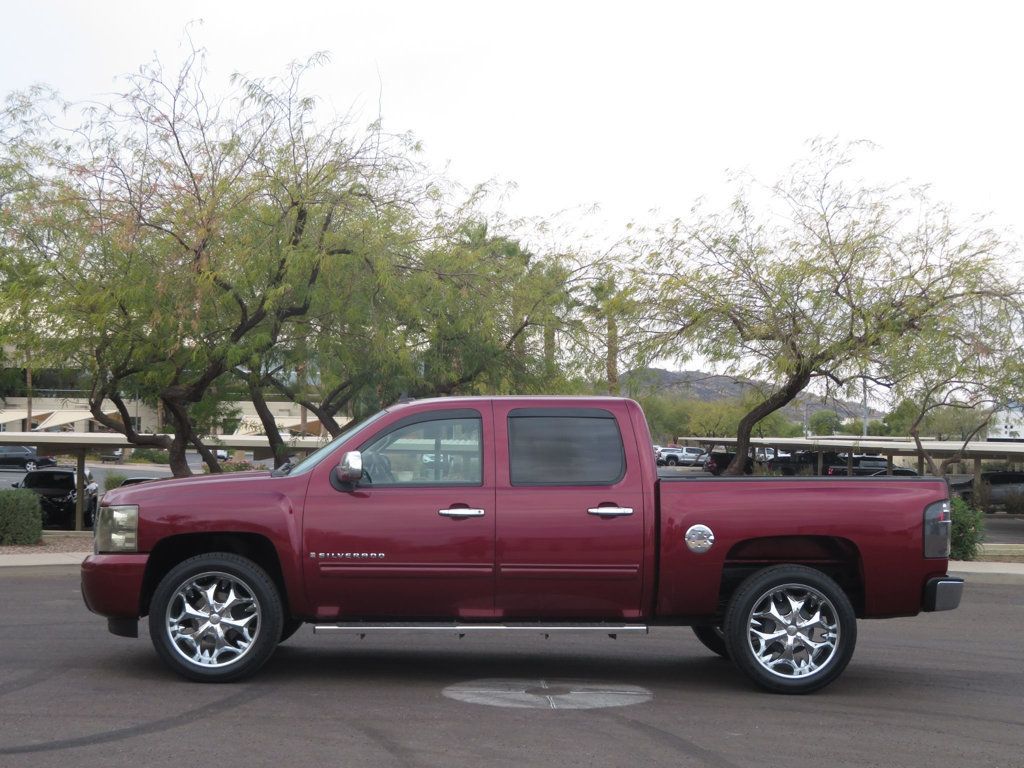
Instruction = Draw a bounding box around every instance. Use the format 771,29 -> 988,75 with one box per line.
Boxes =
148,553 -> 283,682
723,565 -> 856,694
24,460 -> 37,472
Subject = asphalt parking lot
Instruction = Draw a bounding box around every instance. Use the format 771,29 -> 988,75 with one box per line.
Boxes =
1,566 -> 1022,768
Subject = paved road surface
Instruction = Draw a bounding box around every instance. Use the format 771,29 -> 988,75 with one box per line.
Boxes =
983,515 -> 1024,544
0,567 -> 1021,768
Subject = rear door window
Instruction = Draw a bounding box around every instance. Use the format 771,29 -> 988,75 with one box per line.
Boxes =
508,409 -> 625,486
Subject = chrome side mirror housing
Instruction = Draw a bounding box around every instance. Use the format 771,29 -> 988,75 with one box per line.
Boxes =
336,450 -> 363,484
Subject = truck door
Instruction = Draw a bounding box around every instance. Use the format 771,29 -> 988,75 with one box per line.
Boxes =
302,405 -> 496,620
493,404 -> 646,619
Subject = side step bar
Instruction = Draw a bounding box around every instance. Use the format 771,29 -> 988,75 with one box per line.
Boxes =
313,622 -> 649,639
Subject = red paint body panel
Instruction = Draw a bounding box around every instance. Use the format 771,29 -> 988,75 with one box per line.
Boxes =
81,554 -> 148,616
80,396 -> 953,627
655,478 -> 950,618
96,470 -> 313,617
301,402 -> 496,620
491,399 -> 646,619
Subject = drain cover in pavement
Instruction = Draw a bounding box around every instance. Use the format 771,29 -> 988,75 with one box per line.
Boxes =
442,678 -> 652,709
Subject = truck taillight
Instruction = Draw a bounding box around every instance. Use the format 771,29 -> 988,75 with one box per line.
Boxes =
923,500 -> 952,558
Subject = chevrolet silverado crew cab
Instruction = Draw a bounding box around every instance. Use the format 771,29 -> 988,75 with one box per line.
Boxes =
82,397 -> 963,693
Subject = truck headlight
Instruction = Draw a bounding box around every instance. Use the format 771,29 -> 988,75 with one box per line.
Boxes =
95,505 -> 139,553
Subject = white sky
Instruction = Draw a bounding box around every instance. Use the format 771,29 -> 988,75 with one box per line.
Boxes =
2,0 -> 1022,245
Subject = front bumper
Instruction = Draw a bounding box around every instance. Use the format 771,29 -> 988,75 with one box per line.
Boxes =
923,576 -> 964,612
81,553 -> 149,619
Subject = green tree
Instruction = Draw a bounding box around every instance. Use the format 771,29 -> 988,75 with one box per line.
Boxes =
809,410 -> 843,435
645,140 -> 1017,475
3,50 -> 410,475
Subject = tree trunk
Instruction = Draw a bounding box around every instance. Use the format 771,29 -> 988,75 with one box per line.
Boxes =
249,377 -> 289,467
25,365 -> 32,431
158,399 -> 196,477
728,367 -> 812,476
544,324 -> 557,381
606,315 -> 619,395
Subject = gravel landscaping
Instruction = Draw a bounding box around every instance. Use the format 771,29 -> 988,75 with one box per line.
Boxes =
0,532 -> 93,555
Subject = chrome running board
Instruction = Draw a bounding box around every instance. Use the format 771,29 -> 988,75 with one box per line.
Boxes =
313,622 -> 649,639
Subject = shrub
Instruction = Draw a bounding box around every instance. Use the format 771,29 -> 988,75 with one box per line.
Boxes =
970,481 -> 992,513
0,490 -> 43,545
950,497 -> 985,561
203,460 -> 259,474
103,472 -> 128,492
131,448 -> 170,464
1001,491 -> 1024,515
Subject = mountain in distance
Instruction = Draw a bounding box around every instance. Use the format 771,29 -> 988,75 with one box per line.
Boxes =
620,368 -> 884,422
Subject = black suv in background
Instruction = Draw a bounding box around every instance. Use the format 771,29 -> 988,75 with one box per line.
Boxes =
11,467 -> 98,529
0,445 -> 57,472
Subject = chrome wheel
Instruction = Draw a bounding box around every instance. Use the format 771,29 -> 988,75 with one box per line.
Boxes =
25,461 -> 37,472
164,570 -> 261,669
746,583 -> 839,679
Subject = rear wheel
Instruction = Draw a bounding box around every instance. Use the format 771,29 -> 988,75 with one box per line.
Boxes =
666,457 -> 679,466
723,565 -> 856,694
24,460 -> 37,472
149,552 -> 283,682
692,625 -> 728,658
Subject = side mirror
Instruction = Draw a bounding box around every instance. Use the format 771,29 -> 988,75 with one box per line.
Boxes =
336,450 -> 363,484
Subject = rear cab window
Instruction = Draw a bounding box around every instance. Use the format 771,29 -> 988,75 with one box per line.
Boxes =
507,407 -> 626,486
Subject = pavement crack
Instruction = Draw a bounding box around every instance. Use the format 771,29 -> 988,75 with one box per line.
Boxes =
0,685 -> 269,755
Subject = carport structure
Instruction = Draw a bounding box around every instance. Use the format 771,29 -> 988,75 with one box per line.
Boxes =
0,431 -> 324,531
678,435 -> 1024,480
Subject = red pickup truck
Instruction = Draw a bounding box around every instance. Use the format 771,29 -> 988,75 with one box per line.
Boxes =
81,397 -> 962,693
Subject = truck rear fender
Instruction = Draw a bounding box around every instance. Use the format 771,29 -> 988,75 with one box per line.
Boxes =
718,536 -> 865,617
139,532 -> 294,618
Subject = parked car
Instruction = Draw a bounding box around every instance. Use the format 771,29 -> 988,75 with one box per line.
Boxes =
83,396 -> 961,693
825,465 -> 919,477
12,467 -> 98,528
658,446 -> 708,466
766,451 -> 857,476
949,471 -> 1024,505
754,447 -> 791,462
0,445 -> 57,472
119,477 -> 161,487
704,451 -> 754,475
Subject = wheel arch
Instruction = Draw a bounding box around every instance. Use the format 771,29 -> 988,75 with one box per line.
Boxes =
717,535 -> 865,617
140,532 -> 289,617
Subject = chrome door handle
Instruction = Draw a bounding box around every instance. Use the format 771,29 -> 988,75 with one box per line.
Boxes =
587,507 -> 634,517
438,508 -> 486,518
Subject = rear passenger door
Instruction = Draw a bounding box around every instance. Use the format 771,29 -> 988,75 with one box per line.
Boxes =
493,404 -> 646,620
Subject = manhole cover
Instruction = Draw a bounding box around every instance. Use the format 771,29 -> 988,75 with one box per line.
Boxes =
442,678 -> 653,709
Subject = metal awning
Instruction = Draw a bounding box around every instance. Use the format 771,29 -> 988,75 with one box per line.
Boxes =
0,408 -> 53,427
34,409 -> 116,431
677,435 -> 1024,459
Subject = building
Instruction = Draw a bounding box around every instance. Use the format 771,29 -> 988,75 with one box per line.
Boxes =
0,396 -> 336,437
989,403 -> 1024,442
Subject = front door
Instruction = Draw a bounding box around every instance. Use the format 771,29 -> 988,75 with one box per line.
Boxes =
493,403 -> 646,620
302,405 -> 495,621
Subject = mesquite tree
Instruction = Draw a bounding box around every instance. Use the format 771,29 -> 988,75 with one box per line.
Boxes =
3,50 -> 411,475
645,141 -> 1019,475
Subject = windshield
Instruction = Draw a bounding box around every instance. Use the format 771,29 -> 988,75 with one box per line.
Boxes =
285,409 -> 390,477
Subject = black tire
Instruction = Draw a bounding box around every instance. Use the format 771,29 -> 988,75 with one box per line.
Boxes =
24,460 -> 37,472
723,565 -> 856,694
692,625 -> 729,658
666,457 -> 679,466
148,552 -> 283,682
279,617 -> 304,643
